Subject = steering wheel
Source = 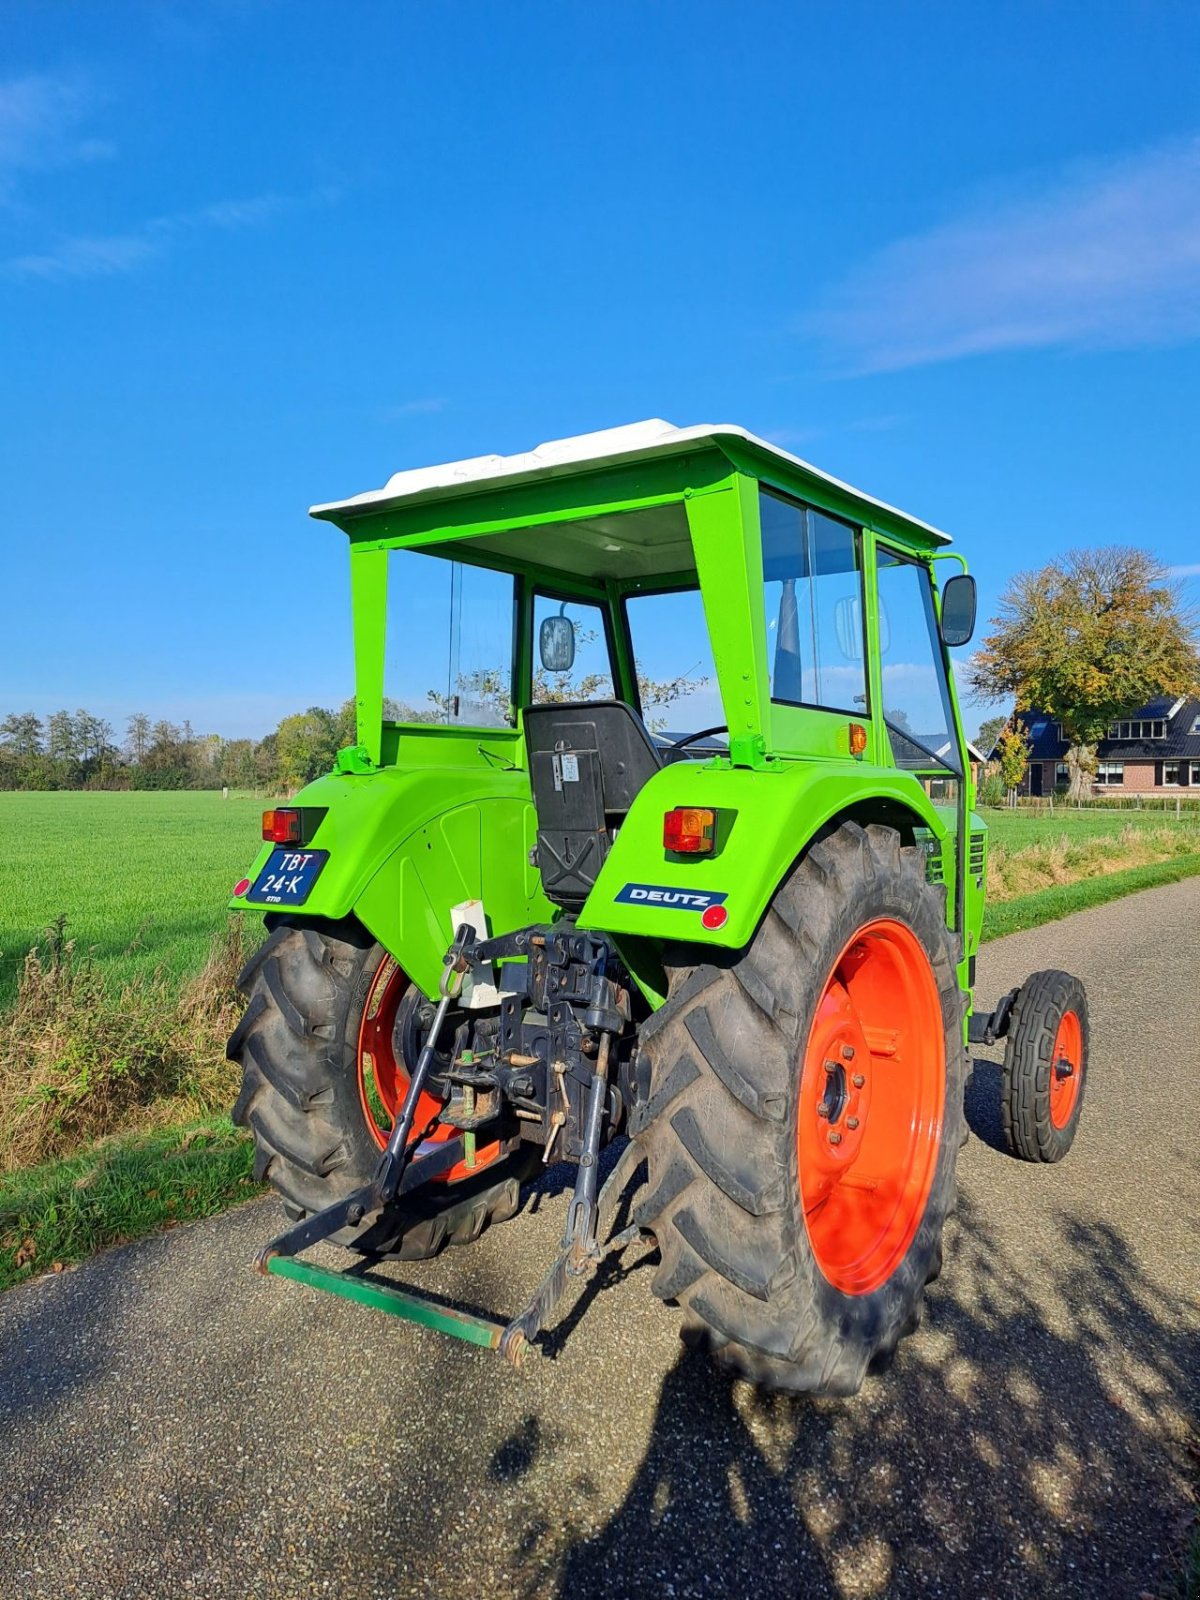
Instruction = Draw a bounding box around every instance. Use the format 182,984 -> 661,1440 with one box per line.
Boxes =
665,725 -> 729,751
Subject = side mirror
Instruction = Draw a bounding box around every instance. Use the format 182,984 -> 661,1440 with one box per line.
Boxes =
539,608 -> 576,673
939,573 -> 977,647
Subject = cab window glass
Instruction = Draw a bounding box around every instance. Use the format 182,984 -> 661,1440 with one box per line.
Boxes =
624,587 -> 721,736
386,552 -> 515,726
874,547 -> 960,772
532,593 -> 615,703
760,490 -> 867,716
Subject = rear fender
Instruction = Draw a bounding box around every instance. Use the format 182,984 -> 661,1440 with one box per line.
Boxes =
577,760 -> 947,954
231,765 -> 554,995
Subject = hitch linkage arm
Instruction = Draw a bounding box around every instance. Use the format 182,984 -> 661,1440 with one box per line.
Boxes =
255,924 -> 476,1269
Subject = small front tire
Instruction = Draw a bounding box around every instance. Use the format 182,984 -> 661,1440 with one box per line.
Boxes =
1001,969 -> 1088,1163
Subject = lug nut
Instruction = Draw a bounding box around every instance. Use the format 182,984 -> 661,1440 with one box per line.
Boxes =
846,1117 -> 859,1130
841,1045 -> 856,1062
828,1131 -> 842,1145
852,1073 -> 865,1088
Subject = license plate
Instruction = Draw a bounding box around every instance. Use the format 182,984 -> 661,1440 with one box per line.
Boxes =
248,848 -> 330,906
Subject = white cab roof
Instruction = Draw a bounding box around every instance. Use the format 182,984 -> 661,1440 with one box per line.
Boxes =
310,418 -> 950,544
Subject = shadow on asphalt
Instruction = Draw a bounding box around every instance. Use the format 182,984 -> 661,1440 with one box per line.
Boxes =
964,1053 -> 1007,1154
498,1193 -> 1197,1599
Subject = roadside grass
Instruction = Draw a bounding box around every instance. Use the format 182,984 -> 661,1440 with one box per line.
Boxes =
0,1117 -> 255,1291
981,852 -> 1200,940
0,915 -> 249,1172
987,823 -> 1200,902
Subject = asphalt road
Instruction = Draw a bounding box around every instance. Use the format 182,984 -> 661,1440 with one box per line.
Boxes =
2,880 -> 1198,1600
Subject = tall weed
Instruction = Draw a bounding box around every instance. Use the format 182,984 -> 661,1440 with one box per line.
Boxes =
0,914 -> 252,1172
987,825 -> 1198,902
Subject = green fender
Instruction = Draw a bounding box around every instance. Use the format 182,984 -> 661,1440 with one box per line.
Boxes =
231,764 -> 554,996
577,759 -> 951,955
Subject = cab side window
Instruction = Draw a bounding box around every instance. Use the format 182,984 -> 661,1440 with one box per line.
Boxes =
760,489 -> 867,716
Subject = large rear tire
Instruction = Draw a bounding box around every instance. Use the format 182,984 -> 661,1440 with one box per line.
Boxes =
632,822 -> 967,1395
229,916 -> 538,1260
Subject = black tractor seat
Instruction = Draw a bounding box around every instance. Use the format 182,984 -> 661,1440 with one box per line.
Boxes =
523,700 -> 664,910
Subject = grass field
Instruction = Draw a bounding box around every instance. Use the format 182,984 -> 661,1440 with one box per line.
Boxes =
4,791 -> 1200,1008
982,805 -> 1200,851
0,791 -> 264,1006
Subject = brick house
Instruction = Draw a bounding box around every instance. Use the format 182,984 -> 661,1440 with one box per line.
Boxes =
1003,696 -> 1200,797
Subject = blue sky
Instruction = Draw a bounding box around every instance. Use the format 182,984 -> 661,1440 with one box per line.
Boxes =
2,0 -> 1198,743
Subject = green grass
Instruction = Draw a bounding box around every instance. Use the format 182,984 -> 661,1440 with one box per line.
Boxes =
0,791 -> 265,1006
0,1115 -> 256,1291
981,804 -> 1200,851
981,851 -> 1200,941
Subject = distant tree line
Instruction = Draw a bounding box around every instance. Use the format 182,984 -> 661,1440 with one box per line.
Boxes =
0,699 -> 422,794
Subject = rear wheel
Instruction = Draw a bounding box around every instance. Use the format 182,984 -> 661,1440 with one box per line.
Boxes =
229,916 -> 538,1259
1001,969 -> 1088,1163
632,822 -> 967,1395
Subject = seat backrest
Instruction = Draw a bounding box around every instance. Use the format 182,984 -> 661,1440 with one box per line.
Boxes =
523,700 -> 663,908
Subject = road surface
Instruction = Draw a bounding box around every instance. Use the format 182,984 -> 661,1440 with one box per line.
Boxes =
1,879 -> 1197,1599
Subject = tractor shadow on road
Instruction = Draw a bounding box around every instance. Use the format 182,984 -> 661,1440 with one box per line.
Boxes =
964,1052 -> 1008,1153
522,1193 -> 1197,1600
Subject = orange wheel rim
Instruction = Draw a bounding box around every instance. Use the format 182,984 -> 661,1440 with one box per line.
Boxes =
1048,1009 -> 1083,1129
357,957 -> 445,1149
797,918 -> 945,1296
357,958 -> 503,1182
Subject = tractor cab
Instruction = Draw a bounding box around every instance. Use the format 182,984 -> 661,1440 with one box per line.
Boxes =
240,420 -> 983,994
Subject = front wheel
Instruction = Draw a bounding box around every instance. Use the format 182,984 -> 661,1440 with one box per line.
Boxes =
1001,969 -> 1088,1163
229,916 -> 538,1259
633,821 -> 967,1395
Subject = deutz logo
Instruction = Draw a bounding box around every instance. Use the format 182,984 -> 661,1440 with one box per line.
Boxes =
615,883 -> 728,911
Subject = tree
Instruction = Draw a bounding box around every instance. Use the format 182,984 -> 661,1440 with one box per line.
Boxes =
969,547 -> 1200,801
126,712 -> 151,763
45,709 -> 78,762
995,724 -> 1030,807
974,713 -> 1008,757
74,710 -> 113,767
0,712 -> 44,757
275,707 -> 338,789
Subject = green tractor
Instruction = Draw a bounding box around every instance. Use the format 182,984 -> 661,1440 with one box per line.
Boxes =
228,420 -> 1089,1393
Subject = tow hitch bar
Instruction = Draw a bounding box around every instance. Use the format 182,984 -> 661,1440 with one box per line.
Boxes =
254,927 -> 645,1364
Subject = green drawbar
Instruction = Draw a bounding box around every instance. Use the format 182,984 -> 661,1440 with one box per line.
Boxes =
265,1256 -> 509,1350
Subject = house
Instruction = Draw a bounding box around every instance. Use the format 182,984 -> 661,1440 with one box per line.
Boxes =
1004,696 -> 1200,797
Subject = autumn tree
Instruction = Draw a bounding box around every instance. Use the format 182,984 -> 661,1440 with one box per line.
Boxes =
969,547 -> 1200,801
995,724 -> 1030,807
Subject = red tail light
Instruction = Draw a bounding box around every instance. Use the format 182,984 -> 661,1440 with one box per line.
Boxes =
664,807 -> 716,854
262,808 -> 302,844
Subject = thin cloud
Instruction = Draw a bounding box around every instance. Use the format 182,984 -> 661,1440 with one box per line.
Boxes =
802,137 -> 1200,373
379,397 -> 449,420
0,73 -> 114,194
1167,563 -> 1200,578
6,185 -> 339,280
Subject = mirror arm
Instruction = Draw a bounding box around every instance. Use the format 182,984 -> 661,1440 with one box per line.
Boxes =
931,551 -> 970,575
